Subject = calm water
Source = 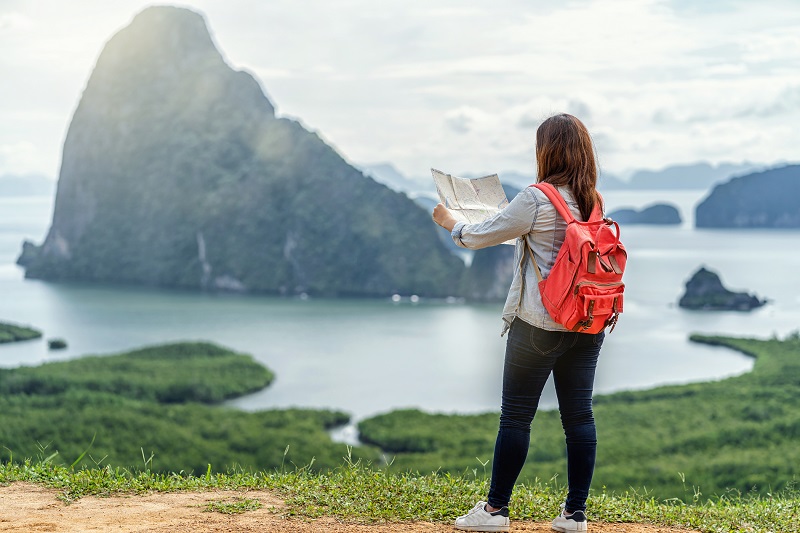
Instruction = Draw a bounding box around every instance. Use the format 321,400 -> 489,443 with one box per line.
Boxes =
2,191 -> 798,422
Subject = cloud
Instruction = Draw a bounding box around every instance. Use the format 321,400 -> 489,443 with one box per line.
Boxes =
648,81 -> 800,125
442,106 -> 491,135
566,100 -> 592,120
0,141 -> 42,175
0,12 -> 33,31
517,113 -> 542,130
591,132 -> 617,154
444,113 -> 472,134
516,98 -> 593,131
1,0 -> 799,178
736,85 -> 800,118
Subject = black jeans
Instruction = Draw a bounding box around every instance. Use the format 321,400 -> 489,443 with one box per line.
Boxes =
487,318 -> 604,513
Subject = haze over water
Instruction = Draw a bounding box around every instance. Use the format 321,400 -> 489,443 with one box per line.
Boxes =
2,189 -> 798,420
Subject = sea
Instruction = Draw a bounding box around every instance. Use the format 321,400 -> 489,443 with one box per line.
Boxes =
2,190 -> 799,438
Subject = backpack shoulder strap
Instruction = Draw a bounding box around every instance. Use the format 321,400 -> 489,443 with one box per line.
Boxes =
531,183 -> 576,223
591,192 -> 604,221
533,183 -> 605,222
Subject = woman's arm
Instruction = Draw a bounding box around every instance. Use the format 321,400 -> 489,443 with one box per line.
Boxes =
432,188 -> 540,250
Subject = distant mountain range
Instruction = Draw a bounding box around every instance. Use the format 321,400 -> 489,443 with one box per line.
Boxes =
5,161 -> 770,201
358,163 -> 428,194
606,162 -> 767,190
357,161 -> 775,197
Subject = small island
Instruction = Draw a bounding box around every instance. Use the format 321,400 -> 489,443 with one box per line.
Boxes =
679,267 -> 766,311
48,338 -> 68,350
0,321 -> 43,344
607,203 -> 681,225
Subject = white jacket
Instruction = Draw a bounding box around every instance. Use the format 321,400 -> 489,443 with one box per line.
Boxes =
451,185 -> 586,334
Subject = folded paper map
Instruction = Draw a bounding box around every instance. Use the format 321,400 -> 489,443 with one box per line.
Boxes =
431,168 -> 514,244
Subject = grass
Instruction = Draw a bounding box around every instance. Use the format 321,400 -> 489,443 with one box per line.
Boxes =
0,458 -> 796,532
204,497 -> 263,514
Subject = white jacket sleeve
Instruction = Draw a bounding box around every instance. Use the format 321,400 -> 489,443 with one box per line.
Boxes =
450,188 -> 540,250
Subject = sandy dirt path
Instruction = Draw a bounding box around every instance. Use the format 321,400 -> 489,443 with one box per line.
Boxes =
0,482 -> 701,533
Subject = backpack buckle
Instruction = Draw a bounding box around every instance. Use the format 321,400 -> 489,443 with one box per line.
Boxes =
605,312 -> 619,333
605,298 -> 620,333
578,301 -> 595,330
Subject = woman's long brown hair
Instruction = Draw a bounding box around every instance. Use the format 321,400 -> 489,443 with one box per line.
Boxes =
535,113 -> 601,221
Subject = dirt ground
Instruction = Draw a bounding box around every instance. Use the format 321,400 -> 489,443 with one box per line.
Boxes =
0,482 -> 701,533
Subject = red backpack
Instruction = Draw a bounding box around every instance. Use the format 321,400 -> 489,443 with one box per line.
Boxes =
525,183 -> 626,333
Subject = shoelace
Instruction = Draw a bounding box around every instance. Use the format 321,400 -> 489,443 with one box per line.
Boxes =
469,501 -> 487,514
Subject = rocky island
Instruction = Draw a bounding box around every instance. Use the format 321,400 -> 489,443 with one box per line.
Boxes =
679,267 -> 766,311
607,203 -> 681,225
695,165 -> 800,228
17,6 -> 463,297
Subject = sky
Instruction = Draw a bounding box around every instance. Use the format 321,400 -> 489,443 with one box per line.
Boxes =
1,0 -> 799,181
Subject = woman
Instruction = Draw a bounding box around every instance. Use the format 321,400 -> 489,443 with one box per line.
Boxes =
432,114 -> 605,533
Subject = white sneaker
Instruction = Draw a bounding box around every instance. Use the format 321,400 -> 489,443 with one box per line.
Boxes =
551,503 -> 588,532
454,501 -> 510,532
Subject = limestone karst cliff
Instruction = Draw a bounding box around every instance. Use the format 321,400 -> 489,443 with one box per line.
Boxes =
607,203 -> 681,225
695,165 -> 800,228
18,6 -> 463,296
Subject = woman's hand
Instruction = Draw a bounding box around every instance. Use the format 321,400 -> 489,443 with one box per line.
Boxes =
432,203 -> 458,232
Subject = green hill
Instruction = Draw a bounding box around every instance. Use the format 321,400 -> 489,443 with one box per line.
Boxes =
0,342 -> 372,473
